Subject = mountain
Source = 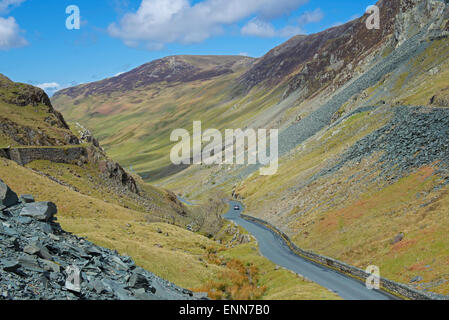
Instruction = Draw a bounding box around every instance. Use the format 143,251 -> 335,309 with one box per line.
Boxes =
52,0 -> 449,296
53,55 -> 255,181
239,0 -> 399,94
59,55 -> 253,98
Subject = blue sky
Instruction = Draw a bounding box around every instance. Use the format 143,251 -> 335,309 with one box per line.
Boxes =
0,0 -> 375,95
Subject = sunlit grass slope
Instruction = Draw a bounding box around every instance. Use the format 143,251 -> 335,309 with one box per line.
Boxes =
0,158 -> 339,299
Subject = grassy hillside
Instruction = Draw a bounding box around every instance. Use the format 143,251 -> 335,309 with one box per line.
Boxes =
0,158 -> 339,299
234,36 -> 449,295
160,2 -> 449,297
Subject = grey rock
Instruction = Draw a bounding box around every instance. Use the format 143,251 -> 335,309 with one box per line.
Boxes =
0,226 -> 18,237
128,273 -> 150,289
391,232 -> 405,245
100,279 -> 128,298
192,292 -> 209,300
0,179 -> 19,208
90,279 -> 106,294
65,280 -> 81,294
20,195 -> 35,204
1,259 -> 20,273
40,259 -> 60,273
16,216 -> 32,225
85,246 -> 102,256
18,254 -> 39,268
48,234 -> 60,241
23,243 -> 40,255
41,276 -> 52,290
0,186 -> 200,300
20,202 -> 57,221
23,242 -> 52,260
110,256 -> 129,271
115,288 -> 136,300
133,288 -> 157,300
39,222 -> 53,234
411,276 -> 423,283
3,237 -> 20,251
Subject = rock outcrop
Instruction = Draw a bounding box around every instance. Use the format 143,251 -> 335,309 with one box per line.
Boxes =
0,179 -> 19,209
97,159 -> 140,195
0,144 -> 141,196
0,74 -> 79,146
394,0 -> 449,46
0,181 -> 203,300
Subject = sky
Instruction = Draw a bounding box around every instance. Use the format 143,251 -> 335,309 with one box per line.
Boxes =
0,0 -> 376,96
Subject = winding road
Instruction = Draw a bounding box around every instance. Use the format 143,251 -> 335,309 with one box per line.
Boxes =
224,201 -> 396,300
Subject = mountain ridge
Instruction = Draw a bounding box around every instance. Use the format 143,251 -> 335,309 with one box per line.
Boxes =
54,55 -> 255,98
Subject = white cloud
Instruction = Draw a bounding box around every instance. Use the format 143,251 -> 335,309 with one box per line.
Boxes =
37,82 -> 60,90
241,8 -> 323,38
241,18 -> 276,38
36,82 -> 62,96
278,25 -> 303,38
0,0 -> 27,50
108,0 -> 308,48
0,16 -> 27,50
0,0 -> 25,14
297,8 -> 324,26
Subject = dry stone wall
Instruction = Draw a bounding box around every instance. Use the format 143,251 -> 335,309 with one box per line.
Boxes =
241,214 -> 448,300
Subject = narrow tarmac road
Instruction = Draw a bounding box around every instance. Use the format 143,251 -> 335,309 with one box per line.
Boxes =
224,201 -> 397,300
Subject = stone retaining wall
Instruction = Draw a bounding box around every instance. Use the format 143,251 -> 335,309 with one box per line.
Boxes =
241,214 -> 447,300
0,146 -> 140,195
1,147 -> 87,166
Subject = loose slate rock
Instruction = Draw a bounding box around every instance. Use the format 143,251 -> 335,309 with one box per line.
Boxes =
1,259 -> 21,273
20,194 -> 35,204
20,202 -> 57,221
90,279 -> 106,294
24,242 -> 52,260
0,181 -> 200,300
86,246 -> 103,256
110,256 -> 129,271
411,276 -> 423,283
40,259 -> 60,273
0,226 -> 18,237
133,288 -> 156,300
16,216 -> 32,225
39,222 -> 53,234
23,243 -> 41,255
128,273 -> 150,289
0,179 -> 19,208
